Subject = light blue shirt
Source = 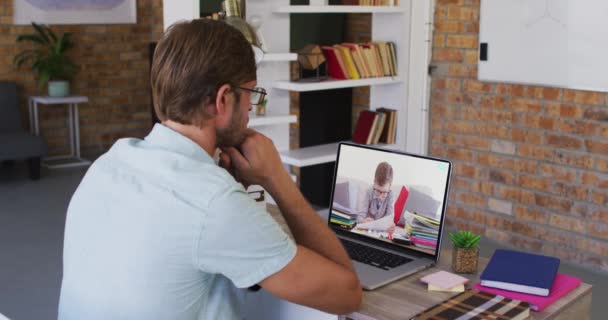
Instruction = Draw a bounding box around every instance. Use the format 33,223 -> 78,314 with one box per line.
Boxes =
58,124 -> 297,320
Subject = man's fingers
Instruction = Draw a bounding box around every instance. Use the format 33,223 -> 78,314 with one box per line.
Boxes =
221,147 -> 249,170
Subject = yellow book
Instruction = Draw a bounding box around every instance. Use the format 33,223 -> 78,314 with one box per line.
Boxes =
428,284 -> 465,292
335,45 -> 360,80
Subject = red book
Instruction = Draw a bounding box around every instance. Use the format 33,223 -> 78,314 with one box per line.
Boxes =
321,46 -> 347,80
352,111 -> 377,144
474,273 -> 581,312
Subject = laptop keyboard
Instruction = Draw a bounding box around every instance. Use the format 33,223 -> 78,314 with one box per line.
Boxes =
340,239 -> 412,270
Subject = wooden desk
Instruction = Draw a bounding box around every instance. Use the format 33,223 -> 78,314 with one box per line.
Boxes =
266,205 -> 592,320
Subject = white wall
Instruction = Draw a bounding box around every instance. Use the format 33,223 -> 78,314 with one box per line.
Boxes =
163,0 -> 200,31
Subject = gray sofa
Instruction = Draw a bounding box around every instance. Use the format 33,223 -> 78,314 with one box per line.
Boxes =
0,82 -> 47,179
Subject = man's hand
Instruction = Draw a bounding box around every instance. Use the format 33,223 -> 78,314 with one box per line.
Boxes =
387,224 -> 395,234
219,130 -> 288,191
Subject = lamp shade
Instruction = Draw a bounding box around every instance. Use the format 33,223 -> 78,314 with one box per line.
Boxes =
222,0 -> 264,64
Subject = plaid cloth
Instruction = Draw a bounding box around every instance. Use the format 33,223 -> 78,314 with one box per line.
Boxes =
412,290 -> 530,320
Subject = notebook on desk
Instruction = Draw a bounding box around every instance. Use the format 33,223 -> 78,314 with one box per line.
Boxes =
328,142 -> 452,290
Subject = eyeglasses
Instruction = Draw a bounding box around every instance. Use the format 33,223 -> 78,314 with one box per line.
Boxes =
373,188 -> 390,196
235,86 -> 267,105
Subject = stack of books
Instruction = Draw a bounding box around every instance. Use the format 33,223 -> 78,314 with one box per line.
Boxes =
322,42 -> 397,80
330,209 -> 357,231
475,249 -> 581,312
352,108 -> 397,145
420,270 -> 469,293
404,212 -> 440,251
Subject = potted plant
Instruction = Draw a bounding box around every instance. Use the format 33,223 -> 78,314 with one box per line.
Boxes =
14,22 -> 76,97
450,230 -> 481,274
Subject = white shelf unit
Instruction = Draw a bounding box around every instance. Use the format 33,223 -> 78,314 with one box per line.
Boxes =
260,53 -> 298,62
275,5 -> 405,13
271,4 -> 411,169
248,113 -> 297,127
274,76 -> 402,92
280,142 -> 400,167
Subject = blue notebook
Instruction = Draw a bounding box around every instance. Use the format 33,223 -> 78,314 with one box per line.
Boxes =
480,249 -> 560,297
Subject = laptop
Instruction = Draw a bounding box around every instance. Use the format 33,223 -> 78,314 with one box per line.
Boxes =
328,142 -> 452,290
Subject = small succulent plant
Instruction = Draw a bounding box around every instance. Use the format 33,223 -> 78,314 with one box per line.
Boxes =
449,230 -> 481,249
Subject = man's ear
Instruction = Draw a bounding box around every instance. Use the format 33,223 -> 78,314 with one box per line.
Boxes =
213,84 -> 233,117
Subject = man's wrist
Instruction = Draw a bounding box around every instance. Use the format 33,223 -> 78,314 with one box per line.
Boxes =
264,170 -> 294,197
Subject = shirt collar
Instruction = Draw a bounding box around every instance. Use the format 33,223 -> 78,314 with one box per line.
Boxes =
145,123 -> 214,164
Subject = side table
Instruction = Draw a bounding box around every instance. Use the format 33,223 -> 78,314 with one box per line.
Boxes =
29,96 -> 91,169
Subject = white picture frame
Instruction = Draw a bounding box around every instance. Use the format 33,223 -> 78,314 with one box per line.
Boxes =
13,0 -> 137,25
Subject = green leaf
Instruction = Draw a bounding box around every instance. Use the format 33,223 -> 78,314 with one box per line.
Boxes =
16,34 -> 46,44
31,22 -> 51,45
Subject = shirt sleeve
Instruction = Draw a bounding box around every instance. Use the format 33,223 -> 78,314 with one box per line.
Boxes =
195,186 -> 297,288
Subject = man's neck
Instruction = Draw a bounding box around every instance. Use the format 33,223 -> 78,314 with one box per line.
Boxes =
162,120 -> 216,157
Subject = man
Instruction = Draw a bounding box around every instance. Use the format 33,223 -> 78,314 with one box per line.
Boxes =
356,162 -> 395,232
58,19 -> 361,320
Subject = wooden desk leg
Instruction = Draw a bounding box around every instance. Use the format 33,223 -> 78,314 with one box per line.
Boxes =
549,292 -> 592,320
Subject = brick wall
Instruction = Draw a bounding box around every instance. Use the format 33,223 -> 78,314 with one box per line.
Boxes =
431,0 -> 608,271
0,0 -> 163,158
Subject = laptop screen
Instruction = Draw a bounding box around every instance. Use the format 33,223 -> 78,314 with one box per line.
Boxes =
328,143 -> 451,258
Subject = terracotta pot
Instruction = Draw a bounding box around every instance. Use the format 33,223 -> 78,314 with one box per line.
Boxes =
452,246 -> 479,274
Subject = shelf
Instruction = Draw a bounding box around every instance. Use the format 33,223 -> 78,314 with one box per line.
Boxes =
261,53 -> 298,62
274,76 -> 402,92
280,142 -> 399,167
275,5 -> 404,14
248,113 -> 297,127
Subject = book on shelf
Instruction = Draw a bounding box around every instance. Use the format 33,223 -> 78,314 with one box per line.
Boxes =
411,290 -> 530,320
352,109 -> 397,145
352,110 -> 377,144
321,46 -> 348,80
480,249 -> 560,297
474,273 -> 581,312
320,42 -> 397,80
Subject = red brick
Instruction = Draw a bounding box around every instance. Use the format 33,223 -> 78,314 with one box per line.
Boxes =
434,20 -> 465,33
446,7 -> 479,21
446,121 -> 475,134
433,34 -> 445,47
598,158 -> 608,173
509,98 -> 543,113
589,222 -> 608,240
556,120 -> 597,136
511,128 -> 543,144
433,48 -> 465,62
547,134 -> 584,150
488,169 -> 515,185
485,228 -> 509,243
574,238 -> 608,257
552,182 -> 589,201
518,175 -> 552,192
497,186 -> 535,205
460,135 -> 490,150
435,6 -> 448,19
464,80 -> 493,93
456,192 -> 486,208
448,64 -> 477,78
541,229 -> 573,247
554,151 -> 595,169
550,214 -> 587,233
437,0 -> 465,5
535,194 -> 573,212
479,96 -> 507,108
513,205 -> 548,224
510,235 -> 543,252
581,172 -> 608,188
585,140 -> 608,155
539,163 -> 577,182
446,148 -> 474,161
591,190 -> 608,206
546,103 -> 584,119
476,124 -> 509,139
563,89 -> 605,105
522,115 -> 555,130
464,50 -> 478,64
518,144 -> 553,161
